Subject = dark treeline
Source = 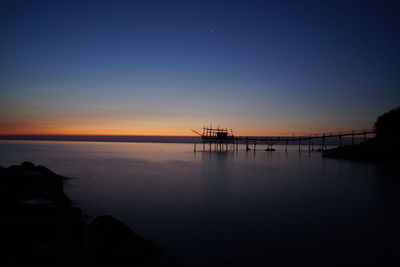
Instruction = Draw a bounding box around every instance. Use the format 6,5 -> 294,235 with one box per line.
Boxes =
324,106 -> 400,162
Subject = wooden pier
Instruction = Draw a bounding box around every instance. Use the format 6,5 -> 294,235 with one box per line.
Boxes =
191,126 -> 375,152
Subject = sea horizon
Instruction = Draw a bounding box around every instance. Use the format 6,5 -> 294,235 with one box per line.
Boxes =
0,135 -> 202,143
0,134 -> 366,146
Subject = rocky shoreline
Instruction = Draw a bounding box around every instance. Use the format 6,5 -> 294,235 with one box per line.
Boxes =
323,107 -> 400,163
0,162 -> 163,266
322,138 -> 400,163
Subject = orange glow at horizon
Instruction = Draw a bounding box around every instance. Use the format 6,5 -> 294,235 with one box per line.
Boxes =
0,0 -> 397,143
0,122 -> 372,137
0,106 -> 374,137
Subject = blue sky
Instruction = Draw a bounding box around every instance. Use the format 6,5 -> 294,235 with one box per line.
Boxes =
1,0 -> 399,135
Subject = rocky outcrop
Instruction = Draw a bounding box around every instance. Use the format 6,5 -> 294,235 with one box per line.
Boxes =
323,107 -> 400,163
322,139 -> 400,162
0,162 -> 162,266
88,215 -> 162,265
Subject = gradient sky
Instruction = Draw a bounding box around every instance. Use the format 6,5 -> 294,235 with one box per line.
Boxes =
1,0 -> 399,136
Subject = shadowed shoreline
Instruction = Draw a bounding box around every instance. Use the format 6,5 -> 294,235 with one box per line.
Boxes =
323,139 -> 400,163
323,107 -> 400,163
0,162 -> 166,266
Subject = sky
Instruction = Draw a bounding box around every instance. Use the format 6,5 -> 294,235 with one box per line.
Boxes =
1,0 -> 399,136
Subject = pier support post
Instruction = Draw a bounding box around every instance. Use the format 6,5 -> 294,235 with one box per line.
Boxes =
308,139 -> 311,153
194,143 -> 196,152
352,131 -> 355,145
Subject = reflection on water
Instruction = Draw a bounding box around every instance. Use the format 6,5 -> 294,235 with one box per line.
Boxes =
0,141 -> 399,265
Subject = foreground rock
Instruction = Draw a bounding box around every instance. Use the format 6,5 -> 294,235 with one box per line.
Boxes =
89,215 -> 162,265
0,162 -> 163,266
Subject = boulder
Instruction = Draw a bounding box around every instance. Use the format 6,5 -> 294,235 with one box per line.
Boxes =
32,173 -> 64,195
36,165 -> 58,176
88,215 -> 161,264
7,162 -> 64,195
21,161 -> 36,170
1,163 -> 164,266
0,163 -> 88,265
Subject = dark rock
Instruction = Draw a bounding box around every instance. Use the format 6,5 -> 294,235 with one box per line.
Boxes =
21,161 -> 36,169
88,215 -> 161,264
22,185 -> 71,207
0,162 -> 91,266
323,139 -> 400,163
33,172 -> 64,194
30,243 -> 90,265
375,106 -> 400,138
323,107 -> 400,163
0,162 -> 68,206
4,162 -> 64,197
36,165 -> 66,180
1,163 -> 163,266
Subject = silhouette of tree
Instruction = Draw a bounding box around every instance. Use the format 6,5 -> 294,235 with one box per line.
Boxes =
374,106 -> 400,138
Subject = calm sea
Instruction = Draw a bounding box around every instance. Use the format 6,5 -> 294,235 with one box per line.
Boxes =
1,140 -> 399,266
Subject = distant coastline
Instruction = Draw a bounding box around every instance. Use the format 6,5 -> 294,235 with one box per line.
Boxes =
0,134 -> 366,146
0,135 -> 201,143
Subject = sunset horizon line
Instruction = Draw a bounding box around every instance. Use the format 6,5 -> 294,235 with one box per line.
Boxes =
0,129 -> 374,138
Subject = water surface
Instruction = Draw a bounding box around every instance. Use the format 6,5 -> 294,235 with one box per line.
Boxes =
1,141 -> 399,266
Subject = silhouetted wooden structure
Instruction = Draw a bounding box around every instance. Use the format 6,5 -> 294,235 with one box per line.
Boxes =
191,126 -> 375,152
